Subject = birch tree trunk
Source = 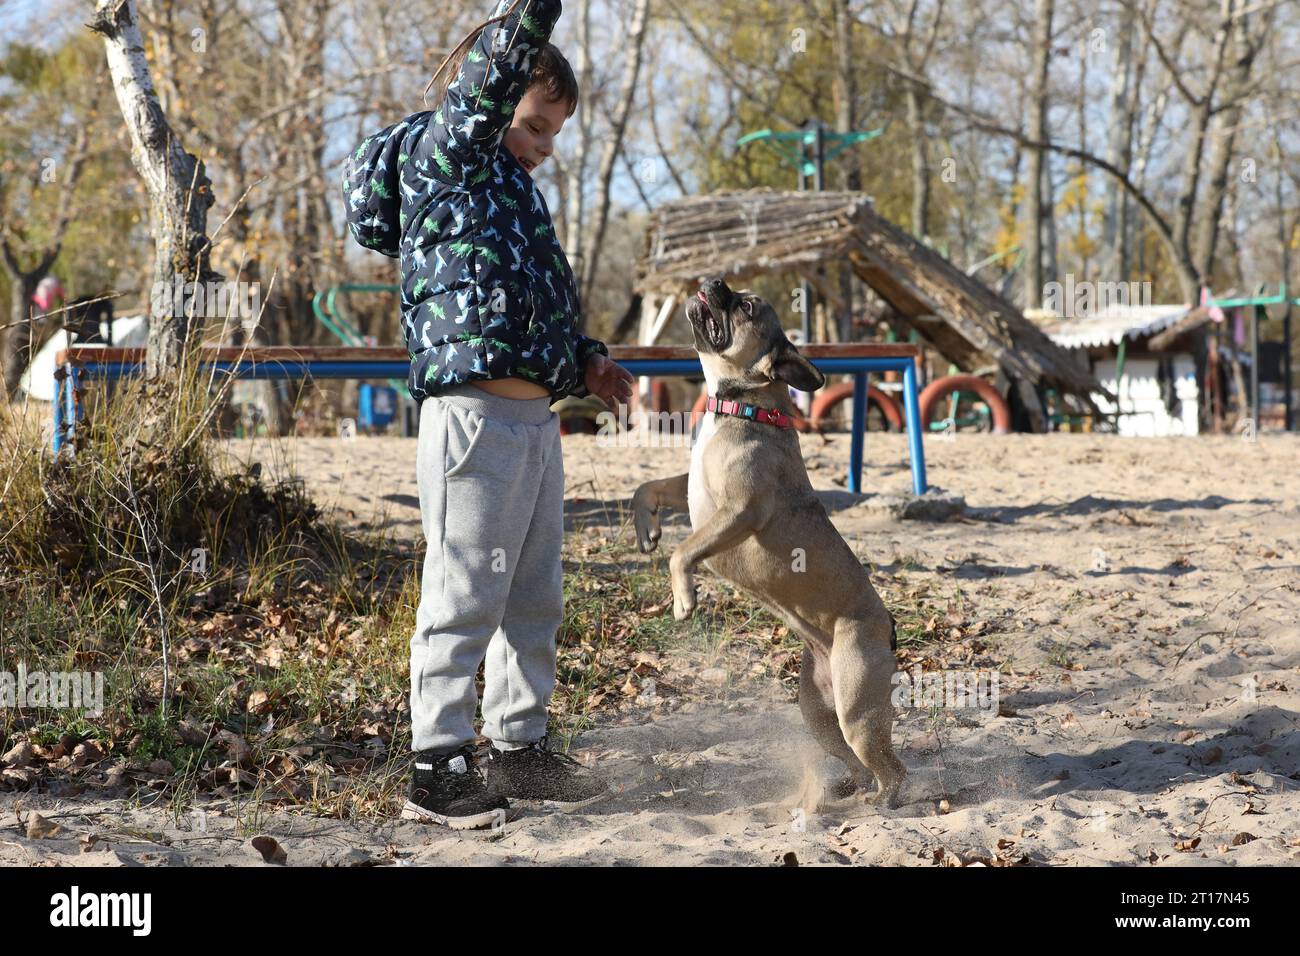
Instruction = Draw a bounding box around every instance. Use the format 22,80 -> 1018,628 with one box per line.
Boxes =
1156,0 -> 1235,300
1099,3 -> 1135,282
563,0 -> 592,281
890,0 -> 945,242
1023,0 -> 1053,309
906,84 -> 930,240
89,0 -> 219,379
833,0 -> 859,342
579,0 -> 650,309
1193,4 -> 1264,282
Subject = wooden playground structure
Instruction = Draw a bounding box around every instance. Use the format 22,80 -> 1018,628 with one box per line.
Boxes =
632,188 -> 1104,432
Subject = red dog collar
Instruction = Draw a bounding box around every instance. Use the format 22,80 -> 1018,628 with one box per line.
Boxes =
705,395 -> 797,428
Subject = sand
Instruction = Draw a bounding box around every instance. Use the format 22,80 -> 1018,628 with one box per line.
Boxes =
4,428 -> 1298,866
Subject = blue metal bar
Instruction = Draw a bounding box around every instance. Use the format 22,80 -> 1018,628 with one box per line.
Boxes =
849,373 -> 867,494
68,356 -> 919,378
616,357 -> 912,375
902,359 -> 927,496
52,364 -> 65,453
68,360 -> 411,380
52,354 -> 931,495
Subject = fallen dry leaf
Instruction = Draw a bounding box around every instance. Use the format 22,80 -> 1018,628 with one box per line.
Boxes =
22,811 -> 62,839
71,741 -> 104,768
2,740 -> 32,769
251,835 -> 287,864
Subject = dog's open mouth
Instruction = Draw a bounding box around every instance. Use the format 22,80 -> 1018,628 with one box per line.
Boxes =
693,288 -> 726,349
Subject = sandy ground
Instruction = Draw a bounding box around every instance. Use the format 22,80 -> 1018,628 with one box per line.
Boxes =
4,427 -> 1299,866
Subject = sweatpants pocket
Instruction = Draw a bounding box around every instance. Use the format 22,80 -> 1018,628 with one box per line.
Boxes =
442,405 -> 491,478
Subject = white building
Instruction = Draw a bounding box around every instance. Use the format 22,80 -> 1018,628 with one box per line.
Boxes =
1043,305 -> 1204,437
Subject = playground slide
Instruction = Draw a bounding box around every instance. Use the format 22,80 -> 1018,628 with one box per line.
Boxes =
311,285 -> 408,393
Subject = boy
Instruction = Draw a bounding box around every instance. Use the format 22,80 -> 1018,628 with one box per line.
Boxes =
342,0 -> 634,828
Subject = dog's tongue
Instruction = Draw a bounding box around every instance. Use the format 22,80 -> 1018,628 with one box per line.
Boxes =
697,289 -> 708,304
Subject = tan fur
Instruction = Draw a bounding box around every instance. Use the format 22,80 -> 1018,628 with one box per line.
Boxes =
631,277 -> 905,810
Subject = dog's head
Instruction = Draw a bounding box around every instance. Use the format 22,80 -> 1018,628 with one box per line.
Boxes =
685,276 -> 824,392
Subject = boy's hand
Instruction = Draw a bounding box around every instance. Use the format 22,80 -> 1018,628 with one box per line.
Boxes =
584,353 -> 635,409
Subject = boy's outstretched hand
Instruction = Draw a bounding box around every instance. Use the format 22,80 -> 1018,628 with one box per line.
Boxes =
584,353 -> 635,409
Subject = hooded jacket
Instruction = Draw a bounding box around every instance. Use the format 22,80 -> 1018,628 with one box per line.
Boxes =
341,0 -> 606,403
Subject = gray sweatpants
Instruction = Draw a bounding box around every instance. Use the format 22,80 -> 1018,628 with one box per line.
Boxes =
410,383 -> 564,754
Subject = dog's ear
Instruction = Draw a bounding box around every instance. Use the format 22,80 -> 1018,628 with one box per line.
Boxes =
771,342 -> 824,392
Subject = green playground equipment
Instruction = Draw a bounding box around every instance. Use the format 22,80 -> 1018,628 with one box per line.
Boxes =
736,124 -> 886,180
311,283 -> 407,393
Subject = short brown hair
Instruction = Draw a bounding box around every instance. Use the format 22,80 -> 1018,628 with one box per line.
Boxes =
430,41 -> 578,118
531,43 -> 579,117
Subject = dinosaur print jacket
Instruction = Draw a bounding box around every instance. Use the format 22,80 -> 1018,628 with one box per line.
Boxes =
341,0 -> 606,403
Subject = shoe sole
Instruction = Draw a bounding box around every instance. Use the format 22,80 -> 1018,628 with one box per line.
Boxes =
509,790 -> 612,812
400,800 -> 507,830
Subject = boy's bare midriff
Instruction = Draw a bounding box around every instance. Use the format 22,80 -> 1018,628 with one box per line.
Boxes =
470,377 -> 552,400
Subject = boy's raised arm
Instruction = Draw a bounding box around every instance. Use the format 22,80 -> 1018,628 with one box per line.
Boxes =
415,0 -> 562,185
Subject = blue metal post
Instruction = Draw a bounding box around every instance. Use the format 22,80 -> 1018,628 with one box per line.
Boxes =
65,363 -> 80,453
52,364 -> 65,453
849,372 -> 866,493
902,359 -> 927,495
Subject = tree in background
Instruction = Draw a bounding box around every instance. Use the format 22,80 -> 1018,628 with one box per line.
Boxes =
89,0 -> 219,380
0,38 -> 104,397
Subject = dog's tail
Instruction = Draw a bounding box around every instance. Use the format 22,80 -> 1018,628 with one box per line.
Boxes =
889,613 -> 898,652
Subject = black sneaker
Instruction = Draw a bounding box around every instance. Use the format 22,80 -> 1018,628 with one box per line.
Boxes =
401,746 -> 508,829
484,735 -> 611,810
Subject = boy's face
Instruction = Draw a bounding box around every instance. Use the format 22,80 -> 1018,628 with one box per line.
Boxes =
504,86 -> 573,175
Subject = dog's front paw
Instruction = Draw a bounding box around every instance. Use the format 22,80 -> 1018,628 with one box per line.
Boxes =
630,488 -> 663,553
672,582 -> 696,621
670,558 -> 696,620
633,507 -> 661,553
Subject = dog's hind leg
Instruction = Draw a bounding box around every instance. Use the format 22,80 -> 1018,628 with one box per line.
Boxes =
829,615 -> 906,809
631,473 -> 689,553
796,645 -> 872,810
